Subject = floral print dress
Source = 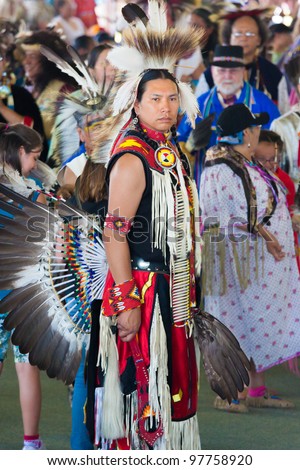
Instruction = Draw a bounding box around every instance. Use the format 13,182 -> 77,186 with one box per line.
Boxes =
200,157 -> 300,372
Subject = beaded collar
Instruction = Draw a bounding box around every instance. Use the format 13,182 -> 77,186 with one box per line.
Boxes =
139,122 -> 171,143
139,122 -> 176,170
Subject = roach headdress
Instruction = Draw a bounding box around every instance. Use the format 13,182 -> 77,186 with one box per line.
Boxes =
107,0 -> 206,127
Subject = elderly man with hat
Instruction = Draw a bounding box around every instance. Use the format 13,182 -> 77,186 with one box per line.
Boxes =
195,5 -> 290,115
177,45 -> 280,189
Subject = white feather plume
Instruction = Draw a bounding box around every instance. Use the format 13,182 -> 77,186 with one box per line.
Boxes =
107,46 -> 145,76
148,0 -> 168,33
177,80 -> 200,129
112,76 -> 141,115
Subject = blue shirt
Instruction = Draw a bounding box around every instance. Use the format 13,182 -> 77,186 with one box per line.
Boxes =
177,81 -> 281,149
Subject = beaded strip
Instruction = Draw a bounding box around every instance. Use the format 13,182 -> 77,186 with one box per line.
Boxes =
102,277 -> 141,316
104,212 -> 133,234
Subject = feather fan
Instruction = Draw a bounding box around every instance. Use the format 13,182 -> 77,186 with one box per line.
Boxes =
194,310 -> 251,403
0,184 -> 108,385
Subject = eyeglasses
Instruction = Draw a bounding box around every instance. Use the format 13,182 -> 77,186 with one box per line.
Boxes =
232,31 -> 257,38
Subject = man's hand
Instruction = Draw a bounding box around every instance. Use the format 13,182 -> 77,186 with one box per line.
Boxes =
117,307 -> 141,342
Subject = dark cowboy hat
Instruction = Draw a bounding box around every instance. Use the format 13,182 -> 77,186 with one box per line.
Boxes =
269,23 -> 293,36
212,45 -> 244,68
216,103 -> 269,137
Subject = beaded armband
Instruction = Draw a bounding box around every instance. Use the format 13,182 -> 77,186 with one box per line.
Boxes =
102,278 -> 141,316
104,212 -> 133,234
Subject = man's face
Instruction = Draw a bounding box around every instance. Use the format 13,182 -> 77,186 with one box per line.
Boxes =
134,78 -> 179,133
212,66 -> 244,97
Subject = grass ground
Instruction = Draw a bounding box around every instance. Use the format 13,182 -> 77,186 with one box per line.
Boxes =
0,352 -> 299,450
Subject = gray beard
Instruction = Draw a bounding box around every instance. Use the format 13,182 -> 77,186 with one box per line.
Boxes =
217,80 -> 243,97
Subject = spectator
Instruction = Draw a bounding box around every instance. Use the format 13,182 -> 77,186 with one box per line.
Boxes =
73,35 -> 96,61
271,51 -> 300,179
19,30 -> 78,165
200,104 -> 300,412
50,0 -> 86,45
0,123 -> 47,449
255,129 -> 299,271
87,43 -> 115,87
73,0 -> 97,29
0,38 -> 49,162
268,23 -> 294,70
175,9 -> 206,89
255,130 -> 296,209
178,45 -> 280,189
195,8 -> 290,115
67,159 -> 108,449
189,7 -> 219,68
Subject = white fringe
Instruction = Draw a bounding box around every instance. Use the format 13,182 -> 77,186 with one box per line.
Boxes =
101,327 -> 125,439
97,314 -> 111,370
190,179 -> 203,277
175,158 -> 192,254
170,415 -> 201,450
149,296 -> 172,447
94,386 -> 112,449
151,170 -> 176,261
94,387 -> 104,445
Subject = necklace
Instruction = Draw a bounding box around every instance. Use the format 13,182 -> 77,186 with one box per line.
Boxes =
154,143 -> 177,169
140,124 -> 178,170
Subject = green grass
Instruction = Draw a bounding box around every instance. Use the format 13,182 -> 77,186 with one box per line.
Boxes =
198,363 -> 300,450
0,353 -> 71,450
1,352 -> 299,450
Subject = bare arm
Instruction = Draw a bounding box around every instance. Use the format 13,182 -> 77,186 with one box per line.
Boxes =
0,99 -> 32,125
103,153 -> 146,341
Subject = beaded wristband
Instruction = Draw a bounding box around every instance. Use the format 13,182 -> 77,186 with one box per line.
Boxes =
102,278 -> 141,316
104,212 -> 133,234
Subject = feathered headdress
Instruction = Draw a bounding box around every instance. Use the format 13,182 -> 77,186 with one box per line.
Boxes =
107,0 -> 206,127
39,43 -> 116,168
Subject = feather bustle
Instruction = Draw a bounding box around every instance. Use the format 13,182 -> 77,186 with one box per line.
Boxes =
194,310 -> 250,403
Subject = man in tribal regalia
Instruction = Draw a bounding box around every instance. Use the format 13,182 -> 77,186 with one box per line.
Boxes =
91,0 -> 250,451
0,0 -> 250,452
